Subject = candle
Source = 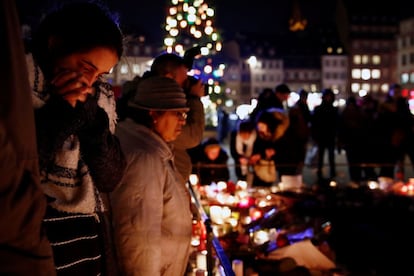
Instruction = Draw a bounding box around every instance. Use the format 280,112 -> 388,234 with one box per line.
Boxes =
196,253 -> 207,271
189,174 -> 199,185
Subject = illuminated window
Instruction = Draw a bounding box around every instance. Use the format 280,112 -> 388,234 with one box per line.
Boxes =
352,69 -> 361,79
362,55 -> 369,64
371,69 -> 381,79
361,69 -> 370,80
401,73 -> 409,83
409,72 -> 414,83
353,55 -> 361,65
361,83 -> 370,92
132,64 -> 140,75
381,83 -> 389,93
372,55 -> 381,64
120,64 -> 128,74
351,83 -> 359,93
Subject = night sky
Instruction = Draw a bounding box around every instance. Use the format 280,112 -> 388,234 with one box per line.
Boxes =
16,0 -> 408,43
15,0 -> 298,41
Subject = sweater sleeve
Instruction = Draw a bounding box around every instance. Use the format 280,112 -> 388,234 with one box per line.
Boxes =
78,98 -> 126,193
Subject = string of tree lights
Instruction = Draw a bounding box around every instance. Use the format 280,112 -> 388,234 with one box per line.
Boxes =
163,0 -> 228,117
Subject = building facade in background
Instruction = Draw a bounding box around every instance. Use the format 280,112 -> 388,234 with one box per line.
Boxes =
22,1 -> 414,115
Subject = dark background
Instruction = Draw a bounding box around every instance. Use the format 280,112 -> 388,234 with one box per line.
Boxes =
15,0 -> 409,43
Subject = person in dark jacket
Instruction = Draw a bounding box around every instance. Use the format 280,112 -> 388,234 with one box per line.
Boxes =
311,88 -> 339,181
190,137 -> 230,185
230,119 -> 257,181
0,0 -> 55,274
251,108 -> 290,186
275,89 -> 310,179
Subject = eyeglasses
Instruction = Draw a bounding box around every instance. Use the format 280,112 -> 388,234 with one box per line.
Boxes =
175,111 -> 188,120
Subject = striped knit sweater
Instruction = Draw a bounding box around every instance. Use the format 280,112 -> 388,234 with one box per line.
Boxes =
29,55 -> 125,275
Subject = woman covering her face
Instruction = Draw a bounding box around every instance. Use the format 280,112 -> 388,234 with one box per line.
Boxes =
110,76 -> 193,276
30,2 -> 126,275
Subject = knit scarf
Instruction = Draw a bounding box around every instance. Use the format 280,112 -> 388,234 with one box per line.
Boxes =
27,54 -> 117,215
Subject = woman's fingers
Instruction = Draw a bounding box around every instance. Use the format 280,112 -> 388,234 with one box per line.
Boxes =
50,71 -> 93,106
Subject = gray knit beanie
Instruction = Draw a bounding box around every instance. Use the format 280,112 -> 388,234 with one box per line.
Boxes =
128,76 -> 189,111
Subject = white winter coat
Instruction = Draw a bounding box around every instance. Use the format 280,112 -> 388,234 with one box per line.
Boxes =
110,119 -> 193,276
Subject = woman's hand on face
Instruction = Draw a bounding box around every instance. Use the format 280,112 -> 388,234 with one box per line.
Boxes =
50,70 -> 94,107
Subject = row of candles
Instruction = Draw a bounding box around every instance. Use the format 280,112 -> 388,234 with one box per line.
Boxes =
187,174 -> 414,275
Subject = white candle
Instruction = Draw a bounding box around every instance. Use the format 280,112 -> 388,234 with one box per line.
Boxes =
189,174 -> 199,185
196,253 -> 207,271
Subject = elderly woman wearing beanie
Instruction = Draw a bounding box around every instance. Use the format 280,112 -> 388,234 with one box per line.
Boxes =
110,76 -> 193,276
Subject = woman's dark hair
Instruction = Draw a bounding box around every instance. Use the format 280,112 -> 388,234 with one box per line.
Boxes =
256,109 -> 281,135
31,1 -> 123,79
250,88 -> 277,120
237,119 -> 255,133
257,88 -> 276,106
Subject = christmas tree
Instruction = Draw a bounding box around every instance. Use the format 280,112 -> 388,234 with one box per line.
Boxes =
163,0 -> 227,120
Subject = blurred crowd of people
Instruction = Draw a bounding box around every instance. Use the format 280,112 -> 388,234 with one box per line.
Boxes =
338,83 -> 414,184
189,83 -> 414,190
